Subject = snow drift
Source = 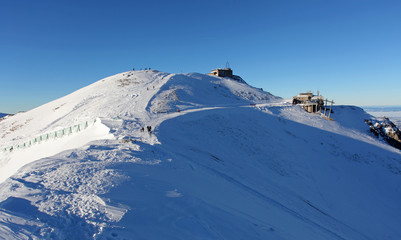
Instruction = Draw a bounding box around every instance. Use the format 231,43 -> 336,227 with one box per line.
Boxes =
0,70 -> 400,239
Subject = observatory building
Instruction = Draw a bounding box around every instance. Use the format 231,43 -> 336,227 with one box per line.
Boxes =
208,68 -> 233,78
208,67 -> 245,83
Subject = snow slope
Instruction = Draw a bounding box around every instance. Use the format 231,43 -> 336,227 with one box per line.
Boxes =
0,70 -> 400,239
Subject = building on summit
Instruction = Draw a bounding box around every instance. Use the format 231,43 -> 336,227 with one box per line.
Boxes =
208,68 -> 233,78
208,67 -> 245,83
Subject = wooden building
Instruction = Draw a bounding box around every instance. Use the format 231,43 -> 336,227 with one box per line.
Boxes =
292,92 -> 325,113
293,92 -> 313,104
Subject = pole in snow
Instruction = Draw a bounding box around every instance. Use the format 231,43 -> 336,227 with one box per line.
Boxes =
328,100 -> 334,119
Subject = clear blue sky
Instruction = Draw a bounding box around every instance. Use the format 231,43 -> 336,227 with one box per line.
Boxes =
1,0 -> 400,113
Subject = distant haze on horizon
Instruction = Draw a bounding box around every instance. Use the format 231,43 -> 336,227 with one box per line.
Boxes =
1,0 -> 400,114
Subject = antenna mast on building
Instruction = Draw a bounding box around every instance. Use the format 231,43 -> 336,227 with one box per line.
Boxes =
226,61 -> 230,69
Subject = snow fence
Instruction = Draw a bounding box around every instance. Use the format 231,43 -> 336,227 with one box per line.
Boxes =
2,119 -> 97,153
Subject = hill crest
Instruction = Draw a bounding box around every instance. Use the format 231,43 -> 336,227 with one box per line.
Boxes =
0,70 -> 400,239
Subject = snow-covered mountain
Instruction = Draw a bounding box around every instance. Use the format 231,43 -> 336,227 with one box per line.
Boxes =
0,70 -> 400,239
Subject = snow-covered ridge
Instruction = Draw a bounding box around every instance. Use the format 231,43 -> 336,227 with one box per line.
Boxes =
0,70 -> 279,183
147,72 -> 279,113
0,70 -> 279,147
0,70 -> 401,239
0,70 -> 170,144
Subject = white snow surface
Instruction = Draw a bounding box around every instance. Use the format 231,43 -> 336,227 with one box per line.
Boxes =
0,70 -> 400,239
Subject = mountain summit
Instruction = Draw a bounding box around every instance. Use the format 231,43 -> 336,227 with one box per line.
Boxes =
0,70 -> 400,239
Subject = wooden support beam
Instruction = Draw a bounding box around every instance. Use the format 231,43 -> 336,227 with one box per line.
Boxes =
328,100 -> 334,119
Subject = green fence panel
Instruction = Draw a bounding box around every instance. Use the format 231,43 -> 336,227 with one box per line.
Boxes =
2,119 -> 97,153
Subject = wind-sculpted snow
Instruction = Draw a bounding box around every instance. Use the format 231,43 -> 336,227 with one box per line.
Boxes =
0,119 -> 114,183
147,73 -> 279,113
0,70 -> 400,239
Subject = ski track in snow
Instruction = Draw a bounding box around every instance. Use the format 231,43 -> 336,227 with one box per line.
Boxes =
0,70 -> 400,239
